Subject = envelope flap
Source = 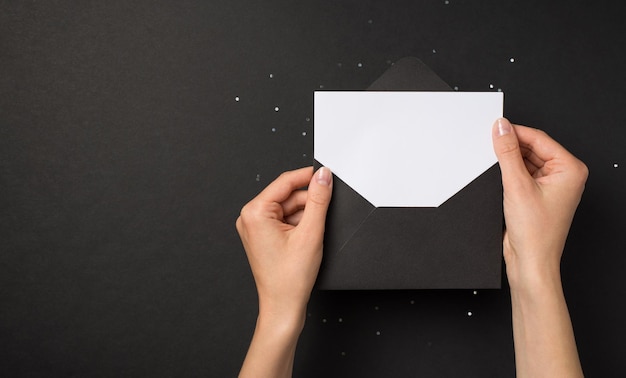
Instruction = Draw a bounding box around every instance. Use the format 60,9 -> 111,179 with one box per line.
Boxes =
316,164 -> 502,289
314,159 -> 375,272
368,57 -> 452,91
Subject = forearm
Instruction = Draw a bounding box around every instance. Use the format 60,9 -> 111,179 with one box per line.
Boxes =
239,310 -> 305,378
509,266 -> 583,378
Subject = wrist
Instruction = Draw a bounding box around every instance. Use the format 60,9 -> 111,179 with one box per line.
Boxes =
257,302 -> 307,337
505,259 -> 562,297
240,303 -> 306,378
504,247 -> 562,294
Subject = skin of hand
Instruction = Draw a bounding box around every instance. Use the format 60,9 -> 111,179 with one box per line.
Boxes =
237,119 -> 586,377
492,117 -> 587,377
236,166 -> 333,378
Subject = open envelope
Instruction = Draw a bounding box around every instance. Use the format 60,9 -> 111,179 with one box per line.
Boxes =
314,57 -> 503,289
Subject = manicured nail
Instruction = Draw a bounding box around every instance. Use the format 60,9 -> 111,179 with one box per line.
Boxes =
497,118 -> 511,136
316,167 -> 332,186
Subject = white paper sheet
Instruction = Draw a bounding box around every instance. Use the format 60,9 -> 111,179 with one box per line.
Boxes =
314,91 -> 503,207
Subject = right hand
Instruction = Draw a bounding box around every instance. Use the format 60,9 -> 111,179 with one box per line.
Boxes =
491,118 -> 588,286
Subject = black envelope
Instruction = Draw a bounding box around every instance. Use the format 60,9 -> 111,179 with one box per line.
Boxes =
314,57 -> 503,290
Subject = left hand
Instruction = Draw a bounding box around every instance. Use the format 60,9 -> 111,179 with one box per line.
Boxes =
236,166 -> 333,324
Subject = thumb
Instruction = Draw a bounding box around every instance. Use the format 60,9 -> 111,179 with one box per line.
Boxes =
492,118 -> 531,188
298,167 -> 333,236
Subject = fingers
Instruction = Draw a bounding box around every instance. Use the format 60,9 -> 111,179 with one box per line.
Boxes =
492,118 -> 533,188
492,118 -> 589,192
520,145 -> 545,171
284,210 -> 304,226
238,167 -> 313,232
237,166 -> 332,240
297,167 -> 333,236
257,167 -> 314,203
514,125 -> 566,163
516,125 -> 589,188
281,190 -> 307,217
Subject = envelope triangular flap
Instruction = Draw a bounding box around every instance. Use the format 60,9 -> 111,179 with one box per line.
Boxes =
313,170 -> 376,260
315,57 -> 502,289
368,57 -> 451,91
317,164 -> 502,289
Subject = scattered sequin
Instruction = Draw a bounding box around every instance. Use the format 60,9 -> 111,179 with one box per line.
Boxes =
510,57 -> 515,63
302,131 -> 307,136
255,174 -> 260,182
271,127 -> 276,132
410,300 -> 415,305
473,290 -> 478,295
338,318 -> 343,323
467,311 -> 473,317
319,85 -> 324,89
338,62 -> 343,68
357,62 -> 363,68
614,163 -> 619,168
374,306 -> 379,310
489,84 -> 494,89
302,153 -> 307,157
305,117 -> 310,122
368,19 -> 373,24
454,86 -> 459,91
235,96 -> 240,102
322,318 -> 327,323
498,88 -> 502,92
432,49 -> 437,54
376,331 -> 381,335
444,0 -> 450,4
341,352 -> 346,356
269,73 -> 274,78
274,106 -> 279,112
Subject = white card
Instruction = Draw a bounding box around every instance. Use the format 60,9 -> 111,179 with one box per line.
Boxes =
314,91 -> 503,207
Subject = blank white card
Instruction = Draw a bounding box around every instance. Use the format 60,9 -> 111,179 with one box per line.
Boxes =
314,91 -> 503,207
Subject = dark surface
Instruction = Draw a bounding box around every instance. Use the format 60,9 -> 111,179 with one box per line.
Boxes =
1,1 -> 625,377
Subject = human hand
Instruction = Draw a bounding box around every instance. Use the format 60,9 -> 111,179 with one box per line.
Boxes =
491,117 -> 588,286
237,167 -> 333,377
236,166 -> 333,326
493,119 -> 586,377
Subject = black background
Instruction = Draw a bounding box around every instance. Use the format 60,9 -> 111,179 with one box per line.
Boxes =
1,1 -> 625,376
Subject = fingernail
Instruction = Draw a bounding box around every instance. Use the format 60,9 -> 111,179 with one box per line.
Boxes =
497,118 -> 511,136
316,167 -> 332,186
